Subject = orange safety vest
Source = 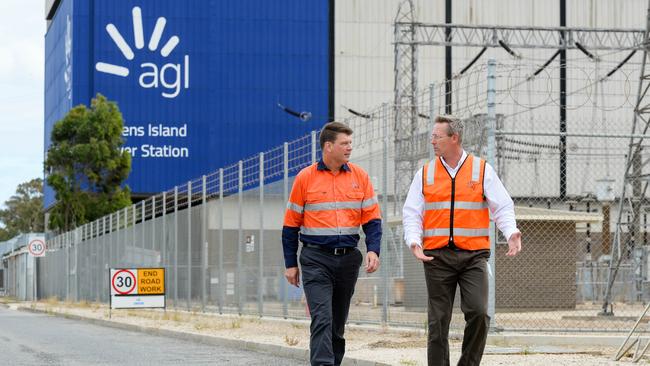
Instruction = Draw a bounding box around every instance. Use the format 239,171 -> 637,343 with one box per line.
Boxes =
422,155 -> 490,250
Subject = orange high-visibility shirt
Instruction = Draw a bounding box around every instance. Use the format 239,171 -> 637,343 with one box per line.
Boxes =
282,161 -> 382,267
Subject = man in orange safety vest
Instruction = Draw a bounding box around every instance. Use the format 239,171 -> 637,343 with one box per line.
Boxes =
403,115 -> 522,366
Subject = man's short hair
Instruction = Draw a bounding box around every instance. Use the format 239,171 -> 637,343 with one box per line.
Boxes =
435,115 -> 463,143
319,121 -> 353,149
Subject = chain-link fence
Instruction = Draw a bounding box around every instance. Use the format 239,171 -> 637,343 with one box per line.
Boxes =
35,53 -> 650,333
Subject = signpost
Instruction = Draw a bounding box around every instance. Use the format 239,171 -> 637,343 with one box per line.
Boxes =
28,238 -> 46,257
109,268 -> 165,316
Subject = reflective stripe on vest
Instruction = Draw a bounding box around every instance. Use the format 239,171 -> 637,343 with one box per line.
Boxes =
300,226 -> 360,236
426,159 -> 436,185
472,155 -> 481,182
425,201 -> 488,210
304,196 -> 378,211
424,228 -> 490,237
286,202 -> 304,214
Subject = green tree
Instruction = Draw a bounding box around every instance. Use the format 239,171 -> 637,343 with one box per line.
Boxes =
45,93 -> 131,232
0,178 -> 44,241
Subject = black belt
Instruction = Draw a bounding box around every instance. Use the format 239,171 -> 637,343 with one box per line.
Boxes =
302,243 -> 355,256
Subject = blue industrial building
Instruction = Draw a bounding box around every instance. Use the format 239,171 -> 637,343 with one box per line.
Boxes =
44,0 -> 333,208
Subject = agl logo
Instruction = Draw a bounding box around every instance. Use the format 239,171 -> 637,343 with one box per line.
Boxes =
95,6 -> 189,98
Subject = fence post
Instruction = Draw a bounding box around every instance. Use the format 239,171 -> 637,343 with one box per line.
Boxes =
66,231 -> 69,301
94,220 -> 99,302
174,186 -> 179,307
311,131 -> 317,164
218,168 -> 224,314
381,104 -> 389,324
128,205 -> 133,257
283,142 -> 289,318
202,175 -> 207,312
142,200 -> 146,251
104,211 -> 111,301
187,181 -> 192,311
98,219 -> 105,301
122,207 -> 127,267
152,196 -> 156,253
237,160 -> 243,315
162,191 -> 167,271
75,227 -> 80,302
487,58 -> 498,329
114,207 -> 117,267
258,152 -> 265,317
429,83 -> 436,161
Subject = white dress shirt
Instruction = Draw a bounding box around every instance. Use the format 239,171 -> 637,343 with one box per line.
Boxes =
402,150 -> 519,248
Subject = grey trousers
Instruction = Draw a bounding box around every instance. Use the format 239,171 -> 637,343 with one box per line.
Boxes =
423,247 -> 491,366
300,247 -> 363,366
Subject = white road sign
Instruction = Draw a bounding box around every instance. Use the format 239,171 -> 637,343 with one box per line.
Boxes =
28,238 -> 46,257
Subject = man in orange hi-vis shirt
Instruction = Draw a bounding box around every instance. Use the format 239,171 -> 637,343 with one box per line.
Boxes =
282,122 -> 382,366
403,115 -> 522,366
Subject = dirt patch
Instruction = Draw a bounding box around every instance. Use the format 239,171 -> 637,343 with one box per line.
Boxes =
368,339 -> 427,349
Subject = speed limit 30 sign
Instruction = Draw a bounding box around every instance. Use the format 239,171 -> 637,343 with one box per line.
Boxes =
111,269 -> 137,295
28,237 -> 46,257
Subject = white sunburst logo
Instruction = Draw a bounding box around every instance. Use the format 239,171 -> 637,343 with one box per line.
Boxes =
95,6 -> 189,99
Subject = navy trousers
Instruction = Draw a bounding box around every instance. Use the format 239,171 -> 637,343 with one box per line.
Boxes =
300,246 -> 363,366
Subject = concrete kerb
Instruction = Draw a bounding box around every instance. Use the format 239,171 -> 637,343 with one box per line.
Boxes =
17,306 -> 389,366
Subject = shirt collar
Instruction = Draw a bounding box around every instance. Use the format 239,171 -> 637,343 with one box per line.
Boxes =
317,159 -> 351,172
439,150 -> 468,171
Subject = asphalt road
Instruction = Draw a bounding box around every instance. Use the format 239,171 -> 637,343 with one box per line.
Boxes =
0,306 -> 303,365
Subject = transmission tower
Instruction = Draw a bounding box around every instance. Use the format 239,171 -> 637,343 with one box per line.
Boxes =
601,0 -> 650,316
393,0 -> 419,206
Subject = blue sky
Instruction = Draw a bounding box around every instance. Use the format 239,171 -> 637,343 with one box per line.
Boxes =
0,3 -> 44,207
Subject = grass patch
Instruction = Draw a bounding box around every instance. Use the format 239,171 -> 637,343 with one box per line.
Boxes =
162,311 -> 184,322
44,296 -> 59,306
399,359 -> 418,366
0,296 -> 17,304
230,319 -> 242,329
284,335 -> 299,346
368,340 -> 427,349
194,323 -> 209,331
126,309 -> 139,317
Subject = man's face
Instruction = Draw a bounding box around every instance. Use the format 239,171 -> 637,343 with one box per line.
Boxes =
326,133 -> 353,164
431,123 -> 454,157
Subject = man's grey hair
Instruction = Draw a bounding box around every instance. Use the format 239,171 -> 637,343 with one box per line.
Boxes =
435,115 -> 463,143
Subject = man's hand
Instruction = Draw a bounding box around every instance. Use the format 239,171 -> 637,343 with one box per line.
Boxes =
410,243 -> 434,262
285,267 -> 300,287
506,232 -> 522,256
365,251 -> 380,273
